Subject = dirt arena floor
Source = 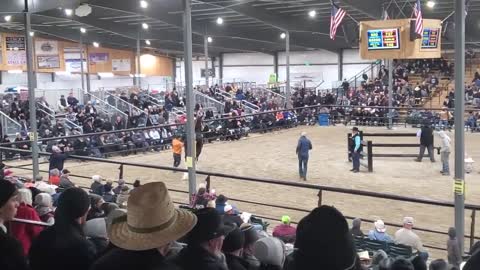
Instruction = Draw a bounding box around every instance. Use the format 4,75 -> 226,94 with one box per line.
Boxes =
8,126 -> 480,259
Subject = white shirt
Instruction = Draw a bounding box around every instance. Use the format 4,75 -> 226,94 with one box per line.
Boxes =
0,223 -> 7,233
395,228 -> 425,252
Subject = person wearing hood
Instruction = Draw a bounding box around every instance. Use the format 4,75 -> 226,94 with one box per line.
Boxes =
284,206 -> 363,270
254,237 -> 286,270
223,226 -> 250,270
84,218 -> 109,255
447,227 -> 461,267
34,193 -> 55,225
438,130 -> 451,176
296,131 -> 312,181
350,218 -> 365,237
29,187 -> 96,270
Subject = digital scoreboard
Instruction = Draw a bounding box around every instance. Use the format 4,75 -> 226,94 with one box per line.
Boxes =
421,28 -> 440,49
367,28 -> 400,50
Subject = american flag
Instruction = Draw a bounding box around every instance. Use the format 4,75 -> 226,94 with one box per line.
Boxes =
330,1 -> 346,40
413,0 -> 423,36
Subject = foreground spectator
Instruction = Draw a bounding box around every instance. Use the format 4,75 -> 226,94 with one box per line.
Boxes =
29,187 -> 95,270
112,179 -> 125,195
394,217 -> 429,261
87,194 -> 105,220
10,188 -> 43,255
368,219 -> 392,242
0,180 -> 29,270
174,207 -> 234,270
92,182 -> 197,270
390,258 -> 414,270
464,249 -> 480,270
272,215 -> 296,243
254,237 -> 286,270
447,227 -> 461,267
429,259 -> 448,270
34,193 -> 55,224
284,206 -> 362,270
49,168 -> 61,185
223,226 -> 249,270
116,185 -> 130,208
241,223 -> 260,270
350,218 -> 364,237
59,169 -> 75,189
84,218 -> 109,255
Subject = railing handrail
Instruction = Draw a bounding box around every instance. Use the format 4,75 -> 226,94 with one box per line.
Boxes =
86,93 -> 129,118
106,94 -> 144,115
0,111 -> 21,128
12,218 -> 51,227
347,61 -> 380,84
194,90 -> 225,107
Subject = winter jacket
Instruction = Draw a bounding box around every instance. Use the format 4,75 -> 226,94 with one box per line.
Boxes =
225,253 -> 249,270
172,245 -> 228,270
10,203 -> 44,255
0,226 -> 29,270
296,136 -> 312,159
90,182 -> 104,196
91,248 -> 179,270
49,152 -> 69,171
438,131 -> 451,153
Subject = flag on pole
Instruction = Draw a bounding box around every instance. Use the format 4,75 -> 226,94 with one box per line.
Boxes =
383,10 -> 389,20
413,0 -> 423,36
330,1 -> 346,40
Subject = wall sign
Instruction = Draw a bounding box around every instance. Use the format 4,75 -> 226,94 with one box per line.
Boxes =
367,28 -> 400,50
37,56 -> 60,69
201,68 -> 215,78
112,59 -> 131,72
6,36 -> 25,51
6,51 -> 26,65
89,52 -> 109,64
35,40 -> 59,55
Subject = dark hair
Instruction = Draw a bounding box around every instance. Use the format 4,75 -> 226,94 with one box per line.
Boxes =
133,180 -> 141,188
428,259 -> 447,270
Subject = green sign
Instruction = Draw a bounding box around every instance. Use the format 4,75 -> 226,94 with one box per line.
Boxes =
268,73 -> 277,83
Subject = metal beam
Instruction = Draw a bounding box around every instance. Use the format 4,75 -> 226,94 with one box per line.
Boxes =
285,31 -> 291,108
454,0 -> 466,255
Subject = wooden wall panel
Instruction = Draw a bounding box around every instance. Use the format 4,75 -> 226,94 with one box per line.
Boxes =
140,54 -> 173,76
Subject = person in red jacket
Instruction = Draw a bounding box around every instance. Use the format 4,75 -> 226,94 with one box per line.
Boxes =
10,188 -> 43,255
272,215 -> 296,244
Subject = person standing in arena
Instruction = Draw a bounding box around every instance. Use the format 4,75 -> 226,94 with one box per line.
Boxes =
172,135 -> 184,172
415,123 -> 435,163
350,127 -> 362,173
296,131 -> 312,181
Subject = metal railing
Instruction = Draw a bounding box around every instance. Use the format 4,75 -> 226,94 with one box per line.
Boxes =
4,145 -> 480,253
194,90 -> 225,114
0,111 -> 21,137
85,93 -> 129,123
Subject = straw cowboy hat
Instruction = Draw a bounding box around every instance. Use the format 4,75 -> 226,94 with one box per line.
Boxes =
109,182 -> 197,251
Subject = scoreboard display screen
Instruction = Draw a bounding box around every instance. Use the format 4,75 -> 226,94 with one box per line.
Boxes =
367,28 -> 400,50
421,28 -> 440,49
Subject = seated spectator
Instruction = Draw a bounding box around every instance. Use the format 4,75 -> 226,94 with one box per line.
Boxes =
59,169 -> 75,189
133,179 -> 141,189
84,218 -> 109,255
90,175 -> 104,196
49,168 -> 61,185
350,218 -> 364,237
368,220 -> 393,242
254,237 -> 286,270
411,255 -> 427,270
215,194 -> 228,214
11,188 -> 43,255
447,227 -> 461,268
34,193 -> 55,225
87,194 -> 105,221
102,180 -> 116,203
370,250 -> 389,270
173,207 -> 234,270
0,180 -> 29,270
223,226 -> 249,270
34,175 -> 56,195
284,206 -> 362,270
429,259 -> 448,270
224,204 -> 244,227
390,258 -> 414,270
29,187 -> 95,270
241,223 -> 260,270
116,185 -> 130,208
394,217 -> 428,261
464,248 -> 480,270
272,215 -> 296,243
91,182 -> 197,270
112,179 -> 126,195
58,94 -> 67,112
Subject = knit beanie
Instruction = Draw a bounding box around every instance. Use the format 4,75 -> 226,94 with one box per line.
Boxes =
294,205 -> 356,270
55,187 -> 90,221
390,258 -> 414,270
0,180 -> 17,208
254,237 -> 285,267
222,226 -> 245,253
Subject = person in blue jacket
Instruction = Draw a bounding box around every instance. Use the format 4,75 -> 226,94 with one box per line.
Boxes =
296,131 -> 312,181
350,127 -> 362,173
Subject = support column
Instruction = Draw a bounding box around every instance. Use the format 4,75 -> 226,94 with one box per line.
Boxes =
79,34 -> 85,92
135,32 -> 141,87
86,45 -> 91,93
388,59 -> 393,129
24,0 -> 39,178
172,58 -> 177,88
454,0 -> 466,255
204,35 -> 209,89
273,52 -> 279,81
183,0 -> 196,201
219,53 -> 224,86
285,31 -> 291,108
338,49 -> 343,81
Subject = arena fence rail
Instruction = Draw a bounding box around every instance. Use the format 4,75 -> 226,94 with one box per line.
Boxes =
4,146 -> 480,254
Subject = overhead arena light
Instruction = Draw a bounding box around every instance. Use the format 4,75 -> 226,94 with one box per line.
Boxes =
64,8 -> 73,16
216,17 -> 224,25
80,27 -> 87,33
93,41 -> 99,47
280,33 -> 286,39
145,40 -> 151,45
8,70 -> 23,74
98,72 -> 114,78
140,0 -> 149,9
308,10 -> 316,18
426,1 -> 435,8
207,36 -> 213,43
75,4 -> 92,17
142,23 -> 149,30
4,15 -> 11,22
55,71 -> 72,76
129,74 -> 146,78
29,32 -> 35,37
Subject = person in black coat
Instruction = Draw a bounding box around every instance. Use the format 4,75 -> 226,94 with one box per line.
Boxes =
49,145 -> 69,171
172,208 -> 233,270
0,180 -> 29,270
223,227 -> 249,270
29,187 -> 96,270
415,123 -> 435,162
